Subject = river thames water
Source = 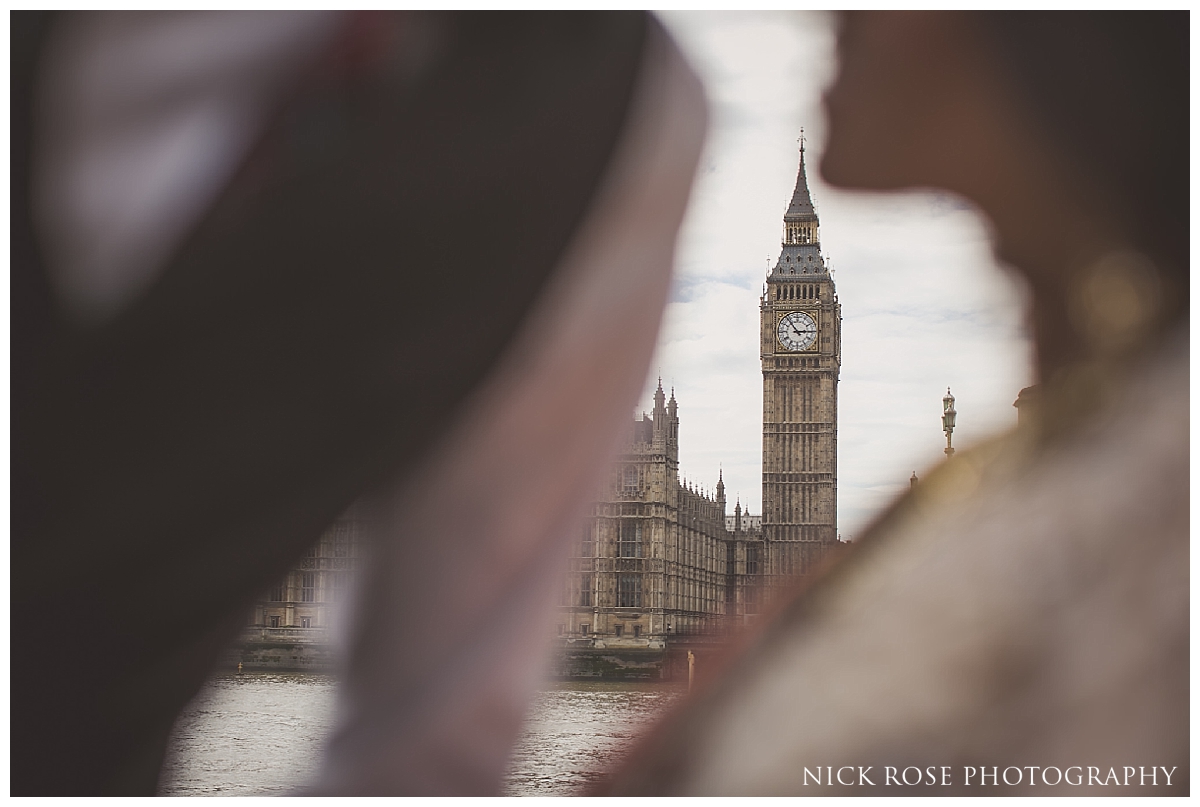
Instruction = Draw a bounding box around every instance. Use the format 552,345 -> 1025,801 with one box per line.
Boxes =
159,673 -> 685,796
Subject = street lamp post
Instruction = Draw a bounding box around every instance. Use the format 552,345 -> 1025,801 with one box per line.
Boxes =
942,388 -> 957,457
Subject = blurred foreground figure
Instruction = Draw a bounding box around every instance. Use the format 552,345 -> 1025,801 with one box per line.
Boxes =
604,12 -> 1187,795
12,12 -> 706,794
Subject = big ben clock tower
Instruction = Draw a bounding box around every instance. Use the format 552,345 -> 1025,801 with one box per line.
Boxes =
760,137 -> 841,599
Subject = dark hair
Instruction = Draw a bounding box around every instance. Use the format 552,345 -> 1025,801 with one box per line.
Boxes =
980,12 -> 1188,290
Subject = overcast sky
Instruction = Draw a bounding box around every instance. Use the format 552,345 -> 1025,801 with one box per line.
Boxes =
646,12 -> 1035,539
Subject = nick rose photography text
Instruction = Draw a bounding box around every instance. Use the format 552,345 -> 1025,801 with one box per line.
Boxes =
802,766 -> 1179,787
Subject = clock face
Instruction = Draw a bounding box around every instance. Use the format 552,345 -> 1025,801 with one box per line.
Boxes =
777,310 -> 817,351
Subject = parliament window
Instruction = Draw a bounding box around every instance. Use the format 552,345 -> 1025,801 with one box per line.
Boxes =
622,466 -> 639,491
301,573 -> 316,602
617,520 -> 643,558
300,617 -> 311,628
579,574 -> 593,607
580,522 -> 595,557
617,574 -> 642,608
269,615 -> 281,628
268,583 -> 284,602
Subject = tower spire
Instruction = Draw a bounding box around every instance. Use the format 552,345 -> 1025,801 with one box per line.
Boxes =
773,127 -> 824,275
785,134 -> 817,221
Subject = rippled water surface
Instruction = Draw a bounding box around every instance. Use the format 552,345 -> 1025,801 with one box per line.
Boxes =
160,673 -> 337,796
502,681 -> 686,795
160,673 -> 683,796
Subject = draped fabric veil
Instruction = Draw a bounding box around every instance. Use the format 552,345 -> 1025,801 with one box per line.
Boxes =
12,12 -> 708,795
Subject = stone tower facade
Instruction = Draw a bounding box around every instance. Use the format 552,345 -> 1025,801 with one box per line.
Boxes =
557,382 -> 766,647
760,142 -> 842,598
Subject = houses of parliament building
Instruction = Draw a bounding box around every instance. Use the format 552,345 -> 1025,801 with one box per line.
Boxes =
246,144 -> 842,658
553,142 -> 842,648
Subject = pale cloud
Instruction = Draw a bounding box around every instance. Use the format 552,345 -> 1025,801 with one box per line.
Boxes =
649,12 -> 1034,537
